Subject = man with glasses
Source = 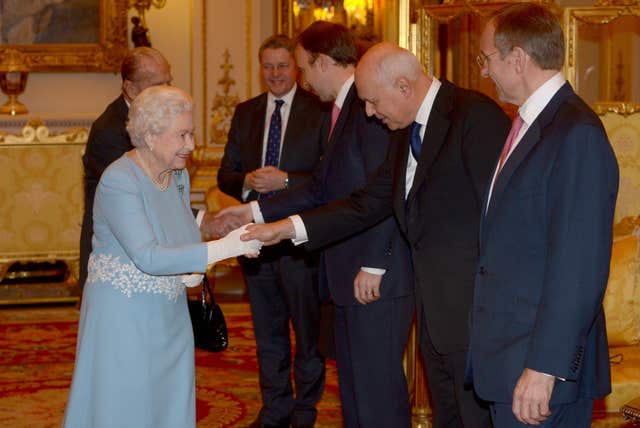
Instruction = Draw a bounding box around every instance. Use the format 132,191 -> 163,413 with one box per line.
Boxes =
470,4 -> 618,426
242,41 -> 511,427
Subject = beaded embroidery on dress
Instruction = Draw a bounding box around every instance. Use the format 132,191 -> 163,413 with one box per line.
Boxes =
87,253 -> 183,301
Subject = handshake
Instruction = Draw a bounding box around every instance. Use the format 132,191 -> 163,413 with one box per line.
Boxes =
200,203 -> 298,250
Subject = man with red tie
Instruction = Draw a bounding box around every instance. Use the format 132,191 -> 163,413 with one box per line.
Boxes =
219,22 -> 414,427
217,35 -> 326,428
470,4 -> 618,426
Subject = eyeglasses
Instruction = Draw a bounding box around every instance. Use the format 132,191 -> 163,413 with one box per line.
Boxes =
476,50 -> 500,68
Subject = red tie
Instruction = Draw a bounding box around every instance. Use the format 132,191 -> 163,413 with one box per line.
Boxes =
329,103 -> 340,139
496,114 -> 524,176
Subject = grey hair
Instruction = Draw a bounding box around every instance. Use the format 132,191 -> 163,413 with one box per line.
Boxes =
374,45 -> 422,87
126,85 -> 193,147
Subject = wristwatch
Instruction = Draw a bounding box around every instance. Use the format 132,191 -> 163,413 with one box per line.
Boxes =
283,176 -> 289,189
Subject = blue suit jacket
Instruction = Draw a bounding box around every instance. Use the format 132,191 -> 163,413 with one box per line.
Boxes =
260,84 -> 412,306
470,83 -> 619,404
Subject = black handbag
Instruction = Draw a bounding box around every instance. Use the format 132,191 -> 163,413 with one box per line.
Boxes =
188,275 -> 228,352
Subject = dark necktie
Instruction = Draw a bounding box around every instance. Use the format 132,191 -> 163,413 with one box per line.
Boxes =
264,99 -> 284,167
410,121 -> 422,159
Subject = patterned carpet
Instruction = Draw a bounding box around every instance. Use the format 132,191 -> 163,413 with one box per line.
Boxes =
0,303 -> 635,427
0,303 -> 342,428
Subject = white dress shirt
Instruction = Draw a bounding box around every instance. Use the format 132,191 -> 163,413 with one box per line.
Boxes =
486,73 -> 566,209
405,77 -> 441,198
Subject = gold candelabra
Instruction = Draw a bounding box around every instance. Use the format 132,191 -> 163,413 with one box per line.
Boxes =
128,0 -> 167,28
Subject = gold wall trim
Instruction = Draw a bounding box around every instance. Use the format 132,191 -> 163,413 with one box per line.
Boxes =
0,120 -> 88,144
593,102 -> 640,116
202,0 -> 208,147
246,0 -> 253,98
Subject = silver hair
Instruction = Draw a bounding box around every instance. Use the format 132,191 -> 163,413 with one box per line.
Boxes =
126,85 -> 193,148
374,46 -> 422,86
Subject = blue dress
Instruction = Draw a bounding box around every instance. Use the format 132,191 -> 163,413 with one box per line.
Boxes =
63,155 -> 208,428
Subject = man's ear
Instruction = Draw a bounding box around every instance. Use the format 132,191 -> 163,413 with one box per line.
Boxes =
512,47 -> 527,73
396,76 -> 411,98
122,79 -> 139,101
319,53 -> 330,71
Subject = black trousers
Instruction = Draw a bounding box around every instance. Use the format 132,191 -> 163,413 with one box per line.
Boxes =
419,308 -> 492,428
334,295 -> 414,428
243,251 -> 325,427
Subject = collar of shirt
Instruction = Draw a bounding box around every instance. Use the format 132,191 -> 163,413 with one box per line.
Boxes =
267,82 -> 297,107
413,77 -> 442,139
518,72 -> 565,128
334,74 -> 354,110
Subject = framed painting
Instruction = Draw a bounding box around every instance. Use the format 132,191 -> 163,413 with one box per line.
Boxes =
276,0 -> 385,53
0,0 -> 128,72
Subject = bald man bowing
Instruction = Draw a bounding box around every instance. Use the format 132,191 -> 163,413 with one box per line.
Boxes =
243,42 -> 511,427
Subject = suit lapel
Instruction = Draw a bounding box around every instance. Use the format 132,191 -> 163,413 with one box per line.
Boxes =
321,85 -> 358,181
406,81 -> 453,202
328,84 -> 357,146
392,127 -> 411,231
481,82 -> 575,240
249,94 -> 268,170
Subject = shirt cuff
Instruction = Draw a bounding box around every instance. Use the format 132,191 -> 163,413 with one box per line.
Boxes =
250,201 -> 265,224
361,267 -> 386,275
541,372 -> 566,382
241,187 -> 251,202
195,210 -> 205,227
290,215 -> 308,246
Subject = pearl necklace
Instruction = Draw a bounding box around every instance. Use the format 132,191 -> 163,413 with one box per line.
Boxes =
135,149 -> 170,191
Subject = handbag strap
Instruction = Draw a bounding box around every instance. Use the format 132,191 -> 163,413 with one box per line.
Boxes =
201,274 -> 217,307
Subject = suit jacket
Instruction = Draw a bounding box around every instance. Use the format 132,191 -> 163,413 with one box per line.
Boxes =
469,83 -> 618,404
218,86 -> 327,262
80,95 -> 131,287
259,84 -> 412,306
297,80 -> 510,353
218,87 -> 326,202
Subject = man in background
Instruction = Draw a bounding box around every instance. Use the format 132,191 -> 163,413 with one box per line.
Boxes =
241,41 -> 510,428
470,4 -> 618,426
217,35 -> 327,428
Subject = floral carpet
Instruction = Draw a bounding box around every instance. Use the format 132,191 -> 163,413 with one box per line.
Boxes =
0,303 -> 342,428
0,304 -> 635,427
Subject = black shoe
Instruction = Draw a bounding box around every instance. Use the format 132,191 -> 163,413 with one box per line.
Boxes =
245,416 -> 289,428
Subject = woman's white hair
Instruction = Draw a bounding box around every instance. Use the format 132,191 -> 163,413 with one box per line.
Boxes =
126,85 -> 193,147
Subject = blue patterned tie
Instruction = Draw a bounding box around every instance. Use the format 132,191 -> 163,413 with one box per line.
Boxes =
264,99 -> 284,167
410,121 -> 422,159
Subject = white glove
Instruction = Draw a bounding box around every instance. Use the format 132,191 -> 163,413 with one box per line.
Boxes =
206,223 -> 263,265
181,273 -> 204,288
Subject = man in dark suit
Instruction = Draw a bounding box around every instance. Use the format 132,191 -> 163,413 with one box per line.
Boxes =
470,4 -> 618,426
219,22 -> 414,427
242,42 -> 510,427
80,47 -> 172,289
217,35 -> 326,428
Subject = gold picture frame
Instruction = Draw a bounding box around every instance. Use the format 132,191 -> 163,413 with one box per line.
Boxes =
0,0 -> 128,72
564,1 -> 640,107
276,0 -> 384,47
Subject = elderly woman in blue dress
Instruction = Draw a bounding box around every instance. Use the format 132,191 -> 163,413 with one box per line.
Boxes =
63,85 -> 261,428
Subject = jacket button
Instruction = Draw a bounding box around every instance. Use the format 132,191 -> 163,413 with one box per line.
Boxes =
479,266 -> 486,275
